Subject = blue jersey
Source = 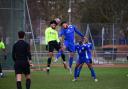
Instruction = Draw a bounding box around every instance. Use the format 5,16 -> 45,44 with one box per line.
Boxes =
59,25 -> 84,52
84,42 -> 93,60
75,42 -> 93,64
59,25 -> 84,43
75,44 -> 86,61
75,45 -> 86,59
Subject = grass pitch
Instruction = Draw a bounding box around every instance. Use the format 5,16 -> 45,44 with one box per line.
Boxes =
0,67 -> 128,89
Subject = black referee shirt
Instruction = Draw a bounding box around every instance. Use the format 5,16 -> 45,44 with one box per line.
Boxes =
12,40 -> 31,62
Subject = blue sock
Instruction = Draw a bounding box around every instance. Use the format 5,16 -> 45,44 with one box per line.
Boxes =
89,68 -> 96,79
74,67 -> 78,79
56,50 -> 62,60
69,57 -> 73,68
77,66 -> 82,77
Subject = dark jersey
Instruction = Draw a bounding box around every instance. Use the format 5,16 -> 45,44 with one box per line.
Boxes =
12,40 -> 31,62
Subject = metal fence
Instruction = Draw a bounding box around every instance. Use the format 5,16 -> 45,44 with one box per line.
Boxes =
0,0 -> 25,69
79,23 -> 128,64
31,23 -> 128,70
0,0 -> 128,70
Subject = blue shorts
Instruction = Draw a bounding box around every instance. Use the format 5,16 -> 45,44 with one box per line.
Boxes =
64,41 -> 75,52
78,57 -> 92,64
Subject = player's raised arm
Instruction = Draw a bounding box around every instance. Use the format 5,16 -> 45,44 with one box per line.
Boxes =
74,25 -> 84,37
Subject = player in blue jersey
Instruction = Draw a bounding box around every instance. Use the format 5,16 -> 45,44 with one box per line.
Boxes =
59,21 -> 84,73
72,37 -> 98,82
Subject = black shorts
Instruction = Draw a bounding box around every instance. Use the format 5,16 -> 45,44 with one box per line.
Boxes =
48,40 -> 61,52
14,60 -> 30,75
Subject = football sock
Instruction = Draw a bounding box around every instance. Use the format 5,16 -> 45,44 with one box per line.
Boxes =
69,57 -> 73,68
26,79 -> 31,89
47,57 -> 52,73
77,66 -> 82,77
47,57 -> 52,67
61,53 -> 66,62
17,81 -> 22,89
74,67 -> 78,79
89,68 -> 96,79
56,50 -> 62,60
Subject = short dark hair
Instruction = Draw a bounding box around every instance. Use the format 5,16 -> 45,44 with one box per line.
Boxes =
79,40 -> 83,45
50,20 -> 57,25
60,21 -> 67,26
18,31 -> 25,39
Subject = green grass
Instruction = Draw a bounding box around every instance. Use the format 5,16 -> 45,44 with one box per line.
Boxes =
0,67 -> 128,89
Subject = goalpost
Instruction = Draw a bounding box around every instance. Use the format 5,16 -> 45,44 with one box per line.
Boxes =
85,24 -> 99,64
25,0 -> 41,70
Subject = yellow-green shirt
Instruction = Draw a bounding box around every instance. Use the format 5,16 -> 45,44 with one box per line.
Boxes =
0,41 -> 5,49
45,27 -> 60,45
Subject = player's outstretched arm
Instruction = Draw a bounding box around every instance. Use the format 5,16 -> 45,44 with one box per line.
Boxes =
74,26 -> 84,37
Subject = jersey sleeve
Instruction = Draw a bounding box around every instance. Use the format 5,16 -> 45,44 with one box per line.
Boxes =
0,42 -> 5,49
56,31 -> 60,43
27,43 -> 32,60
90,43 -> 94,50
73,25 -> 84,37
45,28 -> 49,45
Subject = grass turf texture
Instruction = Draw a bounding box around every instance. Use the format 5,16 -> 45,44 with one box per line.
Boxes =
0,67 -> 128,89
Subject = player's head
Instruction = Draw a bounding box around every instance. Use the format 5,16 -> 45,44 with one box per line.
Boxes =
50,20 -> 57,29
78,40 -> 83,45
61,21 -> 68,29
83,36 -> 88,43
18,31 -> 25,39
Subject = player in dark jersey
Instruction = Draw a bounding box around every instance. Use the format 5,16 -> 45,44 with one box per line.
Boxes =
12,31 -> 33,89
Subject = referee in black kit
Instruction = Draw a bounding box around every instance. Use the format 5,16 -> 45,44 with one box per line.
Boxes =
12,31 -> 33,89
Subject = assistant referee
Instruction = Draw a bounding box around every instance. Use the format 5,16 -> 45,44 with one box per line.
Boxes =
0,38 -> 6,78
12,31 -> 32,89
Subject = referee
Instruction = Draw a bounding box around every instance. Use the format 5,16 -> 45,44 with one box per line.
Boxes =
45,20 -> 67,74
12,31 -> 32,89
